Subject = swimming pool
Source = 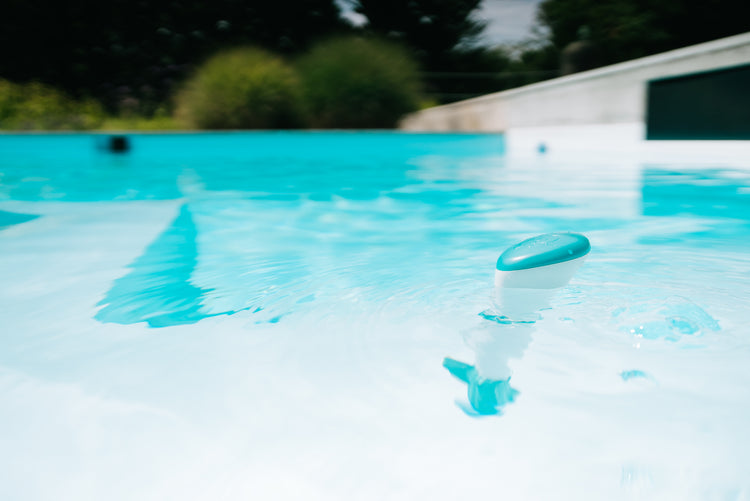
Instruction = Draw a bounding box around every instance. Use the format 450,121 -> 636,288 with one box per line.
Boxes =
1,132 -> 749,499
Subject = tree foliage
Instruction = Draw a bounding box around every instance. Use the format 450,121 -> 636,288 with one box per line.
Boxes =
0,0 -> 345,113
3,0 -> 746,121
348,0 -> 519,102
175,48 -> 304,129
297,37 -> 421,128
351,0 -> 486,62
536,0 -> 750,67
0,79 -> 105,130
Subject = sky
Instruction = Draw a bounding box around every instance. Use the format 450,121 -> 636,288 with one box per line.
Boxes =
338,0 -> 545,45
478,0 -> 545,44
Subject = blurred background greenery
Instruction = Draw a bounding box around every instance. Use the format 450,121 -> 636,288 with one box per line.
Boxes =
0,0 -> 747,130
174,47 -> 305,129
297,37 -> 422,128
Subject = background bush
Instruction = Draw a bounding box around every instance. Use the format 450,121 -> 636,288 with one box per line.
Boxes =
175,48 -> 305,129
0,80 -> 105,130
297,37 -> 422,128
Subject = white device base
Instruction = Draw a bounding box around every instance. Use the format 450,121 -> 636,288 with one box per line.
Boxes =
495,256 -> 586,289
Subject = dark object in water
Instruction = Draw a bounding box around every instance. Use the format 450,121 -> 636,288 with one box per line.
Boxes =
108,135 -> 130,153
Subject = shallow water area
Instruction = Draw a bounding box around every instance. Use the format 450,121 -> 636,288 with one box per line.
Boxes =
1,132 -> 749,500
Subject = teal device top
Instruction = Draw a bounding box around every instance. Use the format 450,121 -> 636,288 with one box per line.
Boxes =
496,233 -> 590,271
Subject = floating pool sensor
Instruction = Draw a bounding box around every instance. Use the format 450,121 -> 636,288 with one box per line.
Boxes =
493,232 -> 590,322
444,233 -> 590,416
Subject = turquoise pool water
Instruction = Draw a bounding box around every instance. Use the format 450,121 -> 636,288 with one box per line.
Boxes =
1,132 -> 749,499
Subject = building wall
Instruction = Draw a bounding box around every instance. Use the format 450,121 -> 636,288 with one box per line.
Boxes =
400,32 -> 750,156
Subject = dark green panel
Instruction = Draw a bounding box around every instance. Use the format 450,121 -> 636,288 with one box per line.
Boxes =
646,64 -> 750,140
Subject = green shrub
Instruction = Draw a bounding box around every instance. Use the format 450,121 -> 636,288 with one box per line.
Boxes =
99,115 -> 181,131
175,48 -> 305,129
0,79 -> 105,130
0,80 -> 22,125
297,37 -> 422,128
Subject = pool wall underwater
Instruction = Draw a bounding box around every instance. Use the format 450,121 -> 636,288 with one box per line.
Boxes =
1,131 -> 750,500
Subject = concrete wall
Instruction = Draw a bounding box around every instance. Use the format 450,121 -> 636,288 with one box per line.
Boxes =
400,32 -> 750,157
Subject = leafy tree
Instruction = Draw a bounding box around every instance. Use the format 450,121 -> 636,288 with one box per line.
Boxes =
350,0 -> 486,63
0,79 -> 105,130
350,0 -> 519,102
420,47 -> 513,102
175,47 -> 305,129
536,0 -> 750,68
0,0 -> 346,113
501,41 -> 560,86
297,37 -> 421,128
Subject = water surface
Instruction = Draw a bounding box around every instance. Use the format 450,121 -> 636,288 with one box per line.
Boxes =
1,132 -> 749,500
